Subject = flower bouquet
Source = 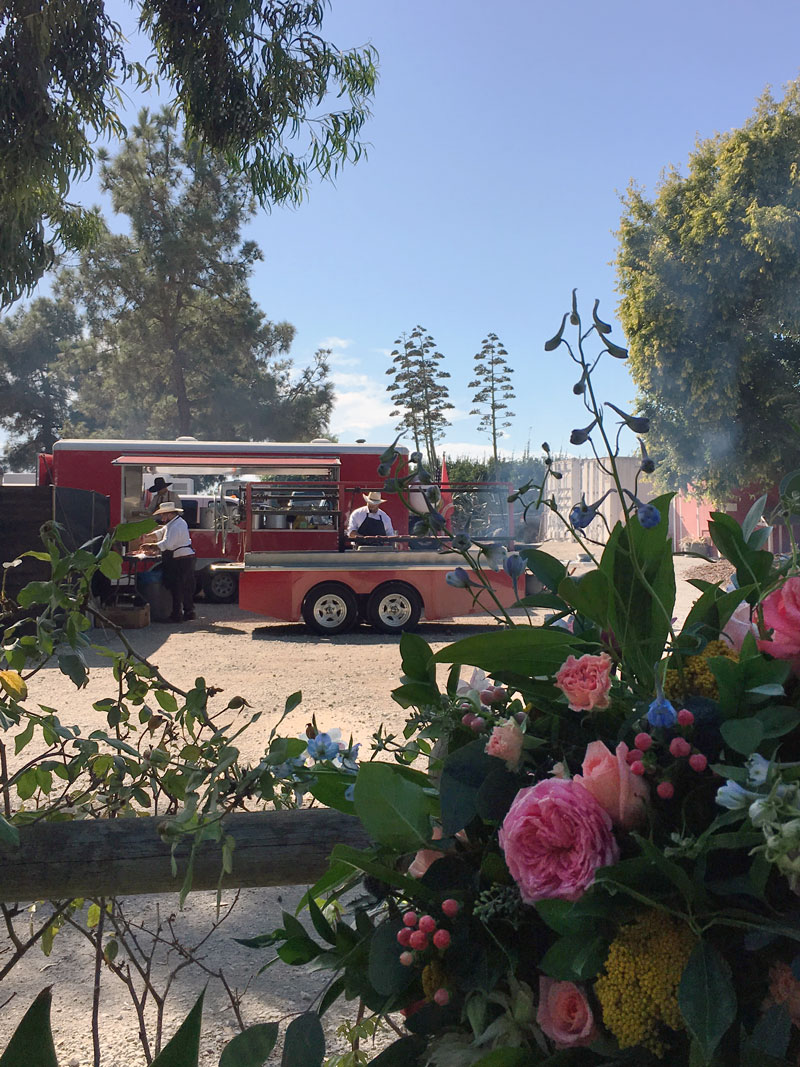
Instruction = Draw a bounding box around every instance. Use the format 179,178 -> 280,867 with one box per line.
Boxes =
259,297 -> 800,1067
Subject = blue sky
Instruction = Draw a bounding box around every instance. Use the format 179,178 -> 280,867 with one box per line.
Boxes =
22,0 -> 800,459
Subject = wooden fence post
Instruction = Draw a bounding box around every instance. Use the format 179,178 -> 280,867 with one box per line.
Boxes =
0,810 -> 371,902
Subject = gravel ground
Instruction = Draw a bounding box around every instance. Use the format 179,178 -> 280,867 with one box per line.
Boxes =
1,547 -> 722,1064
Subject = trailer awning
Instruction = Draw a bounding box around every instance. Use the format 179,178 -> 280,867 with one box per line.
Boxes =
112,455 -> 341,476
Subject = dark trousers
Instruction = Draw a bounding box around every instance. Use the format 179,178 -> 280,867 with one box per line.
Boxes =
162,554 -> 195,619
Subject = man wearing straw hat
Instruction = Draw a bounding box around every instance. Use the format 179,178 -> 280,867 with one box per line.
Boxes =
346,491 -> 395,543
148,502 -> 196,623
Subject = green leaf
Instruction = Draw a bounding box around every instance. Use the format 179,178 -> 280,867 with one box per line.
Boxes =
280,1012 -> 325,1067
678,942 -> 737,1064
741,494 -> 767,545
151,991 -> 204,1067
759,705 -> 800,738
472,1050 -> 531,1067
439,739 -> 493,836
368,1037 -> 427,1065
0,988 -> 58,1067
219,1023 -> 278,1067
16,582 -> 53,608
15,768 -> 38,801
368,919 -> 416,996
99,552 -> 123,580
14,718 -> 34,755
400,632 -> 435,682
0,813 -> 20,851
558,567 -> 611,626
433,628 -> 578,675
539,933 -> 608,981
58,653 -> 88,688
353,762 -> 430,851
517,548 -> 567,592
113,518 -> 157,542
720,717 -> 764,755
155,690 -> 179,714
307,898 -> 337,946
749,1003 -> 791,1059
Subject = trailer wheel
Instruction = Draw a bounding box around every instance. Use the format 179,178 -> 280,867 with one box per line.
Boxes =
367,582 -> 422,634
302,582 -> 358,635
202,568 -> 239,604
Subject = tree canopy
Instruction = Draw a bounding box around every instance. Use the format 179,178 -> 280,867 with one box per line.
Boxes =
1,0 -> 378,307
468,332 -> 515,465
1,111 -> 333,463
386,326 -> 453,471
616,80 -> 800,500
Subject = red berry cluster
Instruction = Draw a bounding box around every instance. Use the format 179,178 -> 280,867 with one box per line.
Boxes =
395,899 -> 460,1006
627,711 -> 709,800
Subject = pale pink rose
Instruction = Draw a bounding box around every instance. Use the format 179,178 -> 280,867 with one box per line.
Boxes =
757,577 -> 800,673
554,653 -> 613,712
485,719 -> 524,771
408,826 -> 444,878
537,976 -> 598,1048
574,741 -> 649,831
722,599 -> 758,652
498,778 -> 619,903
764,962 -> 800,1027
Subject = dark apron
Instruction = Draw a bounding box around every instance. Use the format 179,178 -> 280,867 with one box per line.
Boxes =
357,513 -> 387,542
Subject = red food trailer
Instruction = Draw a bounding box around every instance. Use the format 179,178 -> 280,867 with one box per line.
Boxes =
38,438 -> 516,630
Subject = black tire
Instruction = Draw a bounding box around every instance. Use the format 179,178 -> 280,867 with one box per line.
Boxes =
301,582 -> 358,635
366,582 -> 423,634
202,568 -> 239,604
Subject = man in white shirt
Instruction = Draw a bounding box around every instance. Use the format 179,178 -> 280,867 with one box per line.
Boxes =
347,492 -> 395,543
150,502 -> 196,622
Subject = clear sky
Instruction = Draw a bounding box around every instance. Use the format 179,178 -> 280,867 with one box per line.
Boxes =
21,0 -> 800,460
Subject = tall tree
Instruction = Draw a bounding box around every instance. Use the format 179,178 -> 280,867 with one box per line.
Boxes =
386,326 -> 453,470
1,0 -> 377,307
468,332 -> 515,467
57,109 -> 333,441
616,80 -> 800,500
0,298 -> 79,469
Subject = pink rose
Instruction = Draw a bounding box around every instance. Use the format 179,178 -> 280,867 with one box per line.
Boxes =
554,653 -> 613,712
574,741 -> 649,831
764,962 -> 800,1027
485,719 -> 524,771
757,577 -> 800,673
498,778 -> 619,903
537,976 -> 597,1048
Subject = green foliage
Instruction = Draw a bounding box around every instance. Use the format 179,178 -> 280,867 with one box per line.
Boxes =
0,298 -> 80,468
468,333 -> 516,465
616,79 -> 800,498
386,326 -> 453,470
1,0 -> 377,307
678,944 -> 737,1064
0,988 -> 58,1067
53,110 -> 333,441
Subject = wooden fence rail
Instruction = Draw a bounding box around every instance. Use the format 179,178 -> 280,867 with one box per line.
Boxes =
0,810 -> 371,903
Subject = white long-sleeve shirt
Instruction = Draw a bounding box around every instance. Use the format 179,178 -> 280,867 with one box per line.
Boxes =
153,515 -> 195,557
346,506 -> 395,536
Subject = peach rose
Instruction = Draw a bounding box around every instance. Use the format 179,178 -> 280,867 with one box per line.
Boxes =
554,653 -> 613,712
408,825 -> 444,878
574,740 -> 649,830
485,719 -> 524,771
537,976 -> 597,1048
764,962 -> 800,1027
722,599 -> 758,652
757,577 -> 800,673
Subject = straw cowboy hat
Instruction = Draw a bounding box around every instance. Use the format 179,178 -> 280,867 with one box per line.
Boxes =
363,491 -> 387,505
148,476 -> 173,492
152,502 -> 184,517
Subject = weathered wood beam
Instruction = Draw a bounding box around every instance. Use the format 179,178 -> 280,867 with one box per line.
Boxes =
0,810 -> 371,902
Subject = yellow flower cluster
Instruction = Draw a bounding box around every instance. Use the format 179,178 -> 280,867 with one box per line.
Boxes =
595,910 -> 696,1057
422,959 -> 446,1000
663,640 -> 738,702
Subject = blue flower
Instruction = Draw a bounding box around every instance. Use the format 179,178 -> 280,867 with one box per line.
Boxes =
570,501 -> 598,530
503,553 -> 527,580
637,503 -> 661,529
647,693 -> 677,728
716,780 -> 757,810
338,743 -> 360,773
451,532 -> 472,551
344,784 -> 355,802
570,419 -> 597,446
446,567 -> 473,588
306,732 -> 340,761
746,754 -> 770,787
